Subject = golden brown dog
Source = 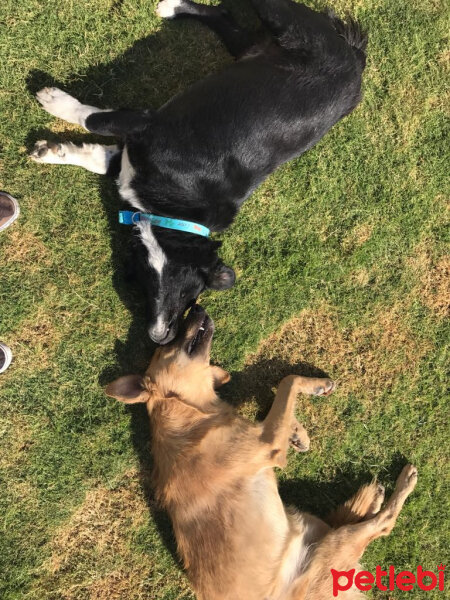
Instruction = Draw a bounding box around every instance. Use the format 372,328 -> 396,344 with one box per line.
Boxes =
106,306 -> 417,600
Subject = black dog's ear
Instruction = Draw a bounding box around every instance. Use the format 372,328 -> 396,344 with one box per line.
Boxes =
207,263 -> 236,291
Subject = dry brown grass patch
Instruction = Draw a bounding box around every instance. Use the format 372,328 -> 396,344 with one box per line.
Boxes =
419,255 -> 450,317
12,310 -> 63,371
47,472 -> 147,573
33,472 -> 151,600
0,412 -> 33,471
0,411 -> 37,513
426,90 -> 450,113
86,570 -> 148,600
342,223 -> 374,252
438,48 -> 450,70
408,244 -> 450,317
245,302 -> 428,413
392,84 -> 426,147
50,121 -> 88,134
2,226 -> 51,269
347,268 -> 371,287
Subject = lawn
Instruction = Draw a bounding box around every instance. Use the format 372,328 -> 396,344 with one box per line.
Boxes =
0,1 -> 448,598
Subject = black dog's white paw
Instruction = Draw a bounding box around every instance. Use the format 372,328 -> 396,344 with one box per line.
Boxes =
36,87 -> 83,121
156,0 -> 184,19
29,140 -> 65,163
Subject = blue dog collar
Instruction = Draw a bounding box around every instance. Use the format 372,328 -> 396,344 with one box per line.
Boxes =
119,211 -> 210,238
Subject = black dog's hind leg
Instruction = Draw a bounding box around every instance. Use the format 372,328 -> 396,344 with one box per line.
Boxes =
157,0 -> 257,58
249,0 -> 332,47
249,0 -> 301,38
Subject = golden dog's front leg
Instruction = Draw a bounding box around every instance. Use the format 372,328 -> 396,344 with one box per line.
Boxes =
260,375 -> 335,468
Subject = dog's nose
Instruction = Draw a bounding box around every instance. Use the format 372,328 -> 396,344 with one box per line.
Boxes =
148,322 -> 176,345
149,331 -> 167,343
149,328 -> 169,344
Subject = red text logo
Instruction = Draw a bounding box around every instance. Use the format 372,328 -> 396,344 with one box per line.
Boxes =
331,565 -> 445,596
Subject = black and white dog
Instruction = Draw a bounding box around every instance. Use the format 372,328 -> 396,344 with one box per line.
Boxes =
31,0 -> 367,344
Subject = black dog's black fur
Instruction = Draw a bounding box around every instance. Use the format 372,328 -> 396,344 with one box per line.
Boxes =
40,0 -> 368,343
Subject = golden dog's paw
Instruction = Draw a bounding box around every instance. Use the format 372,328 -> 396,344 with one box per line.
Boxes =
368,482 -> 386,516
396,464 -> 418,494
313,379 -> 335,396
289,420 -> 310,453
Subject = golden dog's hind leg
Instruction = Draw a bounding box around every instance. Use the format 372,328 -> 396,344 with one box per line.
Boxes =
371,464 -> 418,535
327,464 -> 418,560
287,465 -> 418,600
327,480 -> 386,527
260,375 -> 335,468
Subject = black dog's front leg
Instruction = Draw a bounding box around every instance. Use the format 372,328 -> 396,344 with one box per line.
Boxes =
85,109 -> 153,137
36,86 -> 153,137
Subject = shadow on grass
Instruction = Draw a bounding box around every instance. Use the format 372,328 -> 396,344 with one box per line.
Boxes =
279,450 -> 410,518
24,4 -> 249,375
25,1 -> 409,572
24,7 -> 240,567
223,358 -> 410,516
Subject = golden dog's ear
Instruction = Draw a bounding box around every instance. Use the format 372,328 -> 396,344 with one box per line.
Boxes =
211,366 -> 231,389
105,375 -> 150,404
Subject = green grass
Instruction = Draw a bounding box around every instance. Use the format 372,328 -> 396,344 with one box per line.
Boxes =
0,1 -> 448,598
